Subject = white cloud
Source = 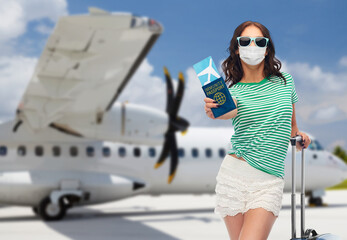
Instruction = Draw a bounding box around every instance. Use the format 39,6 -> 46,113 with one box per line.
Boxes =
310,105 -> 347,123
328,139 -> 347,151
282,61 -> 347,93
280,59 -> 347,125
218,59 -> 225,78
116,58 -> 167,111
339,56 -> 347,68
0,0 -> 25,42
35,23 -> 54,35
0,56 -> 37,122
0,0 -> 67,46
0,0 -> 67,122
17,0 -> 68,22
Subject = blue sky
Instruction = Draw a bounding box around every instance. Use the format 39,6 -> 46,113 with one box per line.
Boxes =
20,0 -> 347,75
0,0 -> 347,151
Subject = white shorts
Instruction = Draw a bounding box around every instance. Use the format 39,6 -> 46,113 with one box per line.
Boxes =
214,154 -> 285,218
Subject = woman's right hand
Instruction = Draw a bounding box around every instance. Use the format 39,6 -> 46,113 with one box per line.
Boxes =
204,97 -> 219,119
204,97 -> 238,120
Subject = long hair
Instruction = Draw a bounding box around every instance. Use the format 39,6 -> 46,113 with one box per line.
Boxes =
222,21 -> 286,87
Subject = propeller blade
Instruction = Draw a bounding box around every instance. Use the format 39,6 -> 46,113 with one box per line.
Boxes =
168,131 -> 178,184
154,132 -> 170,169
155,67 -> 190,184
163,66 -> 174,115
171,116 -> 190,132
171,72 -> 185,117
177,117 -> 189,130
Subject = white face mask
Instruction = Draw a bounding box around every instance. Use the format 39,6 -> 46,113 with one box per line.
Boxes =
239,46 -> 266,65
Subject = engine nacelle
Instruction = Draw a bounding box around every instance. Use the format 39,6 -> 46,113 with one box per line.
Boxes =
55,102 -> 168,145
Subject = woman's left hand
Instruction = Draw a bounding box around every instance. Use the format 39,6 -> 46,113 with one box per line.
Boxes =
294,131 -> 311,151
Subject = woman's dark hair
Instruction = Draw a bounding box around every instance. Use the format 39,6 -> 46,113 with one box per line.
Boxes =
222,21 -> 286,87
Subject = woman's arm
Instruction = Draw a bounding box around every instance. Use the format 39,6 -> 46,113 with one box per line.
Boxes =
291,103 -> 311,149
204,97 -> 238,120
291,103 -> 299,137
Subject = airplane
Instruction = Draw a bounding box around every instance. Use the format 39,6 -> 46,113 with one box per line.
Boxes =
0,7 -> 346,221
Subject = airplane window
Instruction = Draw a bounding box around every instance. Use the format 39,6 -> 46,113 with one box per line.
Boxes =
102,147 -> 111,157
35,146 -> 44,157
205,148 -> 212,158
314,140 -> 324,150
148,147 -> 156,157
52,146 -> 60,157
86,146 -> 94,157
0,146 -> 7,156
192,148 -> 199,158
308,144 -> 314,150
134,147 -> 141,157
308,140 -> 324,151
70,146 -> 78,157
18,146 -> 26,156
119,147 -> 126,157
219,148 -> 225,158
178,148 -> 185,157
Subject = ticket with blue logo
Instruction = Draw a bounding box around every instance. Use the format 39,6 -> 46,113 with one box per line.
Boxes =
193,56 -> 237,118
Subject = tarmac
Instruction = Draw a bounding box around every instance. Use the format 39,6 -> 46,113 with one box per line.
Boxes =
0,189 -> 346,240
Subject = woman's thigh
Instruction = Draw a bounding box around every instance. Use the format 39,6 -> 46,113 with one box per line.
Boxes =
239,208 -> 277,240
223,213 -> 244,240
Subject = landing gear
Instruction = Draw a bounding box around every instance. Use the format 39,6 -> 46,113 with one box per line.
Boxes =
307,189 -> 327,207
32,207 -> 39,215
308,196 -> 325,207
36,190 -> 86,221
38,196 -> 66,221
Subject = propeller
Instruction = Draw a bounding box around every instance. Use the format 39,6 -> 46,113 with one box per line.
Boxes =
154,67 -> 189,184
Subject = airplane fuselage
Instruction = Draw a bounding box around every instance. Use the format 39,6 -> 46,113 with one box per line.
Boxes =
1,119 -> 346,208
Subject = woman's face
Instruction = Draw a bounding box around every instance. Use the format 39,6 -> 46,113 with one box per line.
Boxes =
235,25 -> 268,56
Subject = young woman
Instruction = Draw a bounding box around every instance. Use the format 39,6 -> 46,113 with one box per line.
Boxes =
204,21 -> 311,240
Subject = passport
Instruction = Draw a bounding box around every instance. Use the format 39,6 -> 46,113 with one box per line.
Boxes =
193,56 -> 237,118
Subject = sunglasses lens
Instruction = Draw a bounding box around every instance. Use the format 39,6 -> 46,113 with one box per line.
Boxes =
255,37 -> 267,47
239,37 -> 250,47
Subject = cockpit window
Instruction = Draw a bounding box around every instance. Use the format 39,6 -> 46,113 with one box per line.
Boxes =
308,140 -> 324,151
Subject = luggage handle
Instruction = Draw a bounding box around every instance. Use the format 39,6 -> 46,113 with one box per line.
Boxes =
290,135 -> 306,240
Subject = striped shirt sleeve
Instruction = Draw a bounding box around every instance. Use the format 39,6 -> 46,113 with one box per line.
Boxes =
291,75 -> 299,104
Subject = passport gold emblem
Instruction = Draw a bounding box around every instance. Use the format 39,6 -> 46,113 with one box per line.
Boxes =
213,92 -> 226,105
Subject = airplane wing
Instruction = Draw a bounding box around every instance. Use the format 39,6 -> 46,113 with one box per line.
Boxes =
197,67 -> 210,77
15,7 -> 163,132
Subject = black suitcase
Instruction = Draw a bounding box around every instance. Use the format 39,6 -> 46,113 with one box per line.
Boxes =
290,136 -> 342,240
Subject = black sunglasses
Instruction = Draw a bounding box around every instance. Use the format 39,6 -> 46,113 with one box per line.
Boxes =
237,36 -> 269,48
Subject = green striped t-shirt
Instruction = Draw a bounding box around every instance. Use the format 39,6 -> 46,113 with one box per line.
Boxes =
227,72 -> 299,179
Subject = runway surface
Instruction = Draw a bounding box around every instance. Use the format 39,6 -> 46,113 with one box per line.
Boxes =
0,189 -> 346,240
